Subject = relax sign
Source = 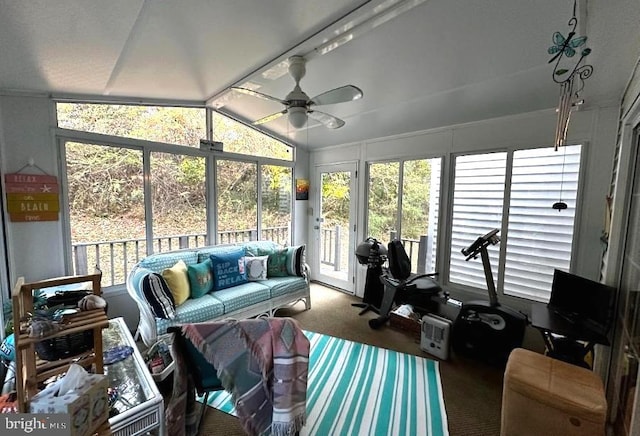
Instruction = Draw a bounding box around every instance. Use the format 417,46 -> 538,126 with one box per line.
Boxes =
4,173 -> 60,222
213,258 -> 246,288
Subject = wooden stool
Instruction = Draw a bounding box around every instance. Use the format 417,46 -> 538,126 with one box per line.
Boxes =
501,348 -> 607,436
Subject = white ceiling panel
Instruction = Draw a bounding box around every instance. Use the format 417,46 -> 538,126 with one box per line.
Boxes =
0,0 -> 144,94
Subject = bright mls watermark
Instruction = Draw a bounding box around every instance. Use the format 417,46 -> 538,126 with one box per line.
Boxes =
1,414 -> 70,435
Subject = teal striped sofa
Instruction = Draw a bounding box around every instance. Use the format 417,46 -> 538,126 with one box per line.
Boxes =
126,241 -> 311,346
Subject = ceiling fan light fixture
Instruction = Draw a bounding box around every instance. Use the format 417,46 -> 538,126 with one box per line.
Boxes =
288,107 -> 307,129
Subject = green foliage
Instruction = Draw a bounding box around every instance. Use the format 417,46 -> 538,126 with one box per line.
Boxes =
367,160 -> 432,241
59,103 -> 294,242
321,172 -> 350,226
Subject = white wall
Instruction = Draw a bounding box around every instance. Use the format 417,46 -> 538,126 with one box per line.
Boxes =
308,105 -> 619,311
293,147 -> 310,246
0,94 -> 66,285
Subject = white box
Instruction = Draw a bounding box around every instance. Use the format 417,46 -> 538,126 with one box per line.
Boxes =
30,372 -> 108,436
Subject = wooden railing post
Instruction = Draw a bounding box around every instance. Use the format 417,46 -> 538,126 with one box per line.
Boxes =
334,225 -> 341,271
179,236 -> 189,249
74,245 -> 88,276
417,235 -> 428,274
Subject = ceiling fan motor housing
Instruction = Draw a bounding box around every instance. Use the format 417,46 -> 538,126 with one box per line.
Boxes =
288,56 -> 306,83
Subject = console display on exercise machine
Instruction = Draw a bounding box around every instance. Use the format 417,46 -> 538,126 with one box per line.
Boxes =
547,269 -> 616,337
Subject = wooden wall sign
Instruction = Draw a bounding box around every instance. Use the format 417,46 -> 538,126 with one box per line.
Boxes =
4,173 -> 60,222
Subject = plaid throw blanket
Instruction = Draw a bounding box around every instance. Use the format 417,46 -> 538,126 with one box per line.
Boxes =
182,318 -> 309,436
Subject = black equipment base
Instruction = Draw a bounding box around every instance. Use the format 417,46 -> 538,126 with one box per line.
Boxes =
451,300 -> 527,367
354,264 -> 385,316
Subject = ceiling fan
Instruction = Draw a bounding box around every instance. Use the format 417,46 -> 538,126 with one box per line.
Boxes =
232,56 -> 363,129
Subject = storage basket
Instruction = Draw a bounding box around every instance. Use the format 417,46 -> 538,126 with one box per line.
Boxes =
389,312 -> 421,339
34,290 -> 96,361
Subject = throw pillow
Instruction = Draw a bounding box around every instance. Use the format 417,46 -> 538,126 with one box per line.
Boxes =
141,273 -> 176,319
285,245 -> 306,277
187,259 -> 214,299
210,247 -> 248,291
267,248 -> 289,277
162,260 -> 190,306
245,256 -> 269,281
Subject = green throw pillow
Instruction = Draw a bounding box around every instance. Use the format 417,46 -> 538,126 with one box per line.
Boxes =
267,249 -> 289,277
187,259 -> 213,299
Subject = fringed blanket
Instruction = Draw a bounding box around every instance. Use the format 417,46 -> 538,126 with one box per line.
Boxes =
182,318 -> 310,436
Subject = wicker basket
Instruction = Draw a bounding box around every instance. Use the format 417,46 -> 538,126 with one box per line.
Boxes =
389,312 -> 421,339
34,290 -> 94,361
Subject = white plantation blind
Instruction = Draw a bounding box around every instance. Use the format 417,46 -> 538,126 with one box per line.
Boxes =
503,145 -> 581,301
449,152 -> 507,288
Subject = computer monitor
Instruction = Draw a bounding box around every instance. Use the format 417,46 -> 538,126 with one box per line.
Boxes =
548,269 -> 616,334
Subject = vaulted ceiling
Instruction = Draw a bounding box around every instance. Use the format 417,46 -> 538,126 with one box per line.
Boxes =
0,0 -> 638,149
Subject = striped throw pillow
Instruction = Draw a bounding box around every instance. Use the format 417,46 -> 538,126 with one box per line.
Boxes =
286,245 -> 306,277
142,272 -> 176,319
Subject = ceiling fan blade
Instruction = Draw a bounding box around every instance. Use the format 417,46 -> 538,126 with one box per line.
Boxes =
232,87 -> 288,105
307,110 -> 346,129
253,109 -> 288,125
309,85 -> 363,106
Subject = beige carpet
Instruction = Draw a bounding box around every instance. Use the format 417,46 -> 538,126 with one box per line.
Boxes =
193,283 -> 545,435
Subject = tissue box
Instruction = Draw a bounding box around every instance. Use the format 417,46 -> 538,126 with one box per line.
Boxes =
30,372 -> 109,436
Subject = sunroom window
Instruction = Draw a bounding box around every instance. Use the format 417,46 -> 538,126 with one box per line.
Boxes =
367,157 -> 442,273
57,103 -> 206,147
58,102 -> 294,288
448,146 -> 582,302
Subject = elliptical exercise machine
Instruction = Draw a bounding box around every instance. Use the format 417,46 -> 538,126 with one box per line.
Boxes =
451,229 -> 527,366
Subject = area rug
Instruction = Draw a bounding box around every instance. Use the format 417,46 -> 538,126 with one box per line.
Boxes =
201,330 -> 449,436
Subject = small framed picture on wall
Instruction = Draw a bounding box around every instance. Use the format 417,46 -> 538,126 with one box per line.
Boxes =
296,178 -> 309,200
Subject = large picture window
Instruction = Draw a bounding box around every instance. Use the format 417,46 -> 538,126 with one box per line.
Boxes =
58,102 -> 293,289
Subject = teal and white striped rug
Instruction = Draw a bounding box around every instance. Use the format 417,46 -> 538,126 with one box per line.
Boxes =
201,330 -> 449,436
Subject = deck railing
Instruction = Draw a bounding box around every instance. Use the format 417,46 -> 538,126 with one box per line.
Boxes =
320,226 -> 431,274
77,223 -> 430,288
73,225 -> 290,287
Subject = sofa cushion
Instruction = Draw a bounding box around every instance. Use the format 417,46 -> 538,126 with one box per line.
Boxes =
139,251 -> 198,273
285,245 -> 306,277
187,259 -> 214,298
162,260 -> 191,306
260,276 -> 308,298
209,281 -> 270,313
244,240 -> 281,257
141,272 -> 176,319
210,247 -> 248,291
245,255 -> 269,281
156,294 -> 225,335
267,248 -> 289,277
196,244 -> 237,263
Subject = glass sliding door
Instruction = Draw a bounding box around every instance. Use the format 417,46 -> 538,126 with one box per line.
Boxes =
366,158 -> 441,274
315,163 -> 358,292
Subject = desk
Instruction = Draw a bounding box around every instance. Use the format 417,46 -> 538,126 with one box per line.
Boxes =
530,303 -> 610,368
103,317 -> 164,436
